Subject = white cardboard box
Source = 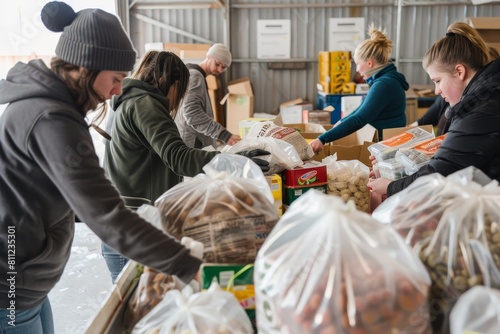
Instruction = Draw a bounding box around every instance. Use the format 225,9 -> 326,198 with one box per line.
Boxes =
329,17 -> 365,53
257,19 -> 291,59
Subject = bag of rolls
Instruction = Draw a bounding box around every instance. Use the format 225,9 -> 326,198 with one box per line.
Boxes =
372,166 -> 500,333
255,190 -> 431,334
155,153 -> 279,264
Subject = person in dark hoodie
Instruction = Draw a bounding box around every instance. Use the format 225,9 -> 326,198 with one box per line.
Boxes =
102,50 -> 269,282
368,22 -> 500,197
0,3 -> 203,332
310,24 -> 409,154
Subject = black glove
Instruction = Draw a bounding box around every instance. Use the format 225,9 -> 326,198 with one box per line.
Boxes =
236,149 -> 271,173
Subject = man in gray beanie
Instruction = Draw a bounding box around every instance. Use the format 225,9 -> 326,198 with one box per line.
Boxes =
175,43 -> 241,149
0,2 -> 203,332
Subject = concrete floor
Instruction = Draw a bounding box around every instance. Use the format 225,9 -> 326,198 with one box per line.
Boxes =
49,223 -> 113,333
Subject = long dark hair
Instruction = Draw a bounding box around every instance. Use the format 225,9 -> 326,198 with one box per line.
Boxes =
50,57 -> 107,125
131,51 -> 190,119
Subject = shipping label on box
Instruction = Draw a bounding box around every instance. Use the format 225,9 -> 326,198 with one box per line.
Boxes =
329,18 -> 365,53
257,19 -> 291,59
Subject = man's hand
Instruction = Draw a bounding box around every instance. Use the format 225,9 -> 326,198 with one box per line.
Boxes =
236,149 -> 271,173
227,134 -> 242,146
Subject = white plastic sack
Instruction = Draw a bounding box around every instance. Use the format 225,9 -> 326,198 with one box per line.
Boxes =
132,283 -> 253,334
255,190 -> 431,334
450,286 -> 500,334
223,137 -> 302,175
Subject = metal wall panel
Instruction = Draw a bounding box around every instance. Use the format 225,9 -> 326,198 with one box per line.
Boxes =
123,0 -> 500,114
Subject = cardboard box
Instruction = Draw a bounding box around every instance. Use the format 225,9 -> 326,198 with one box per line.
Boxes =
283,183 -> 328,205
206,75 -> 224,125
163,43 -> 211,62
257,19 -> 291,59
221,77 -> 254,134
283,123 -> 333,142
304,110 -> 332,125
278,99 -> 313,124
326,124 -> 378,167
85,261 -> 143,334
328,17 -> 365,53
467,17 -> 500,53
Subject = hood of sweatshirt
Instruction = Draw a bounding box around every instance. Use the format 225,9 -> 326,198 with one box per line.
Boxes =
0,59 -> 75,108
110,77 -> 170,112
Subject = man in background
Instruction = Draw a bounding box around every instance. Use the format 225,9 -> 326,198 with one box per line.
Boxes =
175,43 -> 241,149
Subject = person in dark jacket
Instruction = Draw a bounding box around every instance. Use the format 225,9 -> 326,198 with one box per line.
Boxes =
0,3 -> 201,333
103,50 -> 269,282
412,95 -> 450,136
368,22 -> 499,197
310,25 -> 409,154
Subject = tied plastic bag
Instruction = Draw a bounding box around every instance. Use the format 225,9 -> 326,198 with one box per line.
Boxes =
155,154 -> 279,264
323,154 -> 371,212
223,137 -> 302,175
255,190 -> 431,334
372,166 -> 500,333
132,283 -> 253,334
245,121 -> 314,161
450,286 -> 500,334
123,206 -> 205,332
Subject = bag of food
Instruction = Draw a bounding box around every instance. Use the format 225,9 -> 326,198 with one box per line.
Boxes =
132,283 -> 253,334
155,153 -> 279,264
368,127 -> 434,162
255,190 -> 431,334
223,137 -> 303,175
322,154 -> 371,212
395,134 -> 446,175
123,205 -> 204,332
372,166 -> 500,333
449,286 -> 500,334
246,121 -> 314,161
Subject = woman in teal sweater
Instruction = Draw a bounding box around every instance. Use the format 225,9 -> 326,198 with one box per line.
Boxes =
310,26 -> 409,153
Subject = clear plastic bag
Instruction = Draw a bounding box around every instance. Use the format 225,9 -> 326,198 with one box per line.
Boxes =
450,286 -> 500,334
155,154 -> 279,264
245,121 -> 314,161
322,154 -> 371,212
223,137 -> 303,175
372,166 -> 500,333
255,190 -> 431,334
395,134 -> 446,176
131,283 -> 253,334
368,127 -> 435,162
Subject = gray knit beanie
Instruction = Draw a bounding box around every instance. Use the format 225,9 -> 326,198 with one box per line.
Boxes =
207,43 -> 232,67
41,1 -> 136,71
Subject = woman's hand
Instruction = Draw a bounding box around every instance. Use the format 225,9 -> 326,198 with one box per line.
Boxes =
368,155 -> 378,178
310,138 -> 324,154
367,177 -> 392,195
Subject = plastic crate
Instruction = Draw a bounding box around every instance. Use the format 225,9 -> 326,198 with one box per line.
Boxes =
316,92 -> 362,124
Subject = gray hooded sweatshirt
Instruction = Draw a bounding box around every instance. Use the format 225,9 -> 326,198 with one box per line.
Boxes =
0,59 -> 201,310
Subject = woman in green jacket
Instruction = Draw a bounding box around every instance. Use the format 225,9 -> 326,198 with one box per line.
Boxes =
103,51 -> 268,281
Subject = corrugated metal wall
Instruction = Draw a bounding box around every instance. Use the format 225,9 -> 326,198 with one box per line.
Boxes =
121,0 -> 500,114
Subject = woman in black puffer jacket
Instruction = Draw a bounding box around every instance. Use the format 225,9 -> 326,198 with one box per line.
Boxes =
368,22 -> 500,197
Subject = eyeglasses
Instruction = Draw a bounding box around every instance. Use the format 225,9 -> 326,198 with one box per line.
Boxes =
214,60 -> 228,72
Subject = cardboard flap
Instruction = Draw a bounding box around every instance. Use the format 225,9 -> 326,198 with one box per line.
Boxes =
332,124 -> 377,146
220,93 -> 230,105
206,75 -> 219,90
227,77 -> 254,96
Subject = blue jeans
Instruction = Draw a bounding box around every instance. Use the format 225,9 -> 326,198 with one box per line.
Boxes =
101,243 -> 129,284
0,298 -> 54,334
